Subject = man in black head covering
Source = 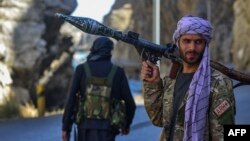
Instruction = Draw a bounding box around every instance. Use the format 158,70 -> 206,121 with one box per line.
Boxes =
87,36 -> 114,61
62,37 -> 136,141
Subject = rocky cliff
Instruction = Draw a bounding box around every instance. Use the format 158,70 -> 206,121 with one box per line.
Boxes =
0,0 -> 77,113
232,0 -> 250,71
104,0 -> 238,75
1,0 -> 250,117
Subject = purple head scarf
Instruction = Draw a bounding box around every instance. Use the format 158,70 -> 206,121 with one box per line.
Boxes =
173,15 -> 212,141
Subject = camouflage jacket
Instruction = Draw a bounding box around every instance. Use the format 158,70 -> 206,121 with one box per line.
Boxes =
143,68 -> 236,141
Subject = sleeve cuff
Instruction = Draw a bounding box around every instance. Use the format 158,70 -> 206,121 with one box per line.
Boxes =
143,79 -> 163,89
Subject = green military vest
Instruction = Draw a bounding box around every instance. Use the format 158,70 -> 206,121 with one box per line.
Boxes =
76,63 -> 126,129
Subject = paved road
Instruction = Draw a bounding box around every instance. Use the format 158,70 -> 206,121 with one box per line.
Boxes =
0,106 -> 161,141
0,84 -> 249,141
234,84 -> 250,124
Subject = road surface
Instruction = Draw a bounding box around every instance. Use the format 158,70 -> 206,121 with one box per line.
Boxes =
0,84 -> 249,141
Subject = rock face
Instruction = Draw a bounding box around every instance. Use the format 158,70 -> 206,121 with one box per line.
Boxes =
103,0 -> 154,78
0,0 -> 77,110
1,0 -> 250,115
103,0 -> 247,75
232,0 -> 250,71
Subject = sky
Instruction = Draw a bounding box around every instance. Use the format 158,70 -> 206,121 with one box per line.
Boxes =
72,0 -> 115,22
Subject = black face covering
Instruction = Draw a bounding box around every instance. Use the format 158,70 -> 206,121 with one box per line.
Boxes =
87,37 -> 114,61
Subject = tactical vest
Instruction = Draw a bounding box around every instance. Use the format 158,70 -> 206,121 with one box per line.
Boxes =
76,63 -> 126,129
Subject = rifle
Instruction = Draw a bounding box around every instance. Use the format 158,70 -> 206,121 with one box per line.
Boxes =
55,13 -> 250,87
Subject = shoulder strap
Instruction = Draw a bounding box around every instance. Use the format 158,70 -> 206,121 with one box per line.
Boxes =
107,65 -> 117,86
83,63 -> 117,86
83,62 -> 91,78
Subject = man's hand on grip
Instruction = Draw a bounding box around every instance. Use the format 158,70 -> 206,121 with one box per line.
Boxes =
140,60 -> 160,83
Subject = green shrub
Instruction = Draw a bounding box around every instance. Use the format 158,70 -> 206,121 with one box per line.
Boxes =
0,96 -> 20,119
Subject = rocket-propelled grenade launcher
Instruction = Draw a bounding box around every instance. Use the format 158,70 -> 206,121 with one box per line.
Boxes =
55,13 -> 250,86
55,13 -> 180,64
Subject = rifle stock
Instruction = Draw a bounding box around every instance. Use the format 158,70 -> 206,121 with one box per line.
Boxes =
210,60 -> 250,84
169,61 -> 181,79
55,13 -> 250,84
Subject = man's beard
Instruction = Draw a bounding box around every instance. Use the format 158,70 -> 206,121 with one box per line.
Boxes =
180,50 -> 204,65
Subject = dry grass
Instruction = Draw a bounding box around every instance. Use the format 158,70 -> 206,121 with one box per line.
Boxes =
0,95 -> 20,119
19,103 -> 38,118
0,95 -> 64,120
45,109 -> 64,116
0,95 -> 38,119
